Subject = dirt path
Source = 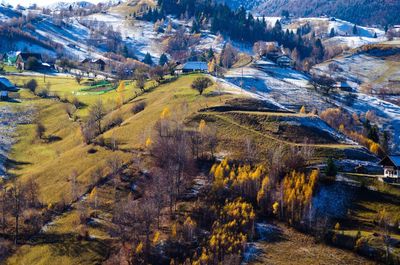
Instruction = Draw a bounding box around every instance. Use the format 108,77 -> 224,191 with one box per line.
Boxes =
245,223 -> 377,265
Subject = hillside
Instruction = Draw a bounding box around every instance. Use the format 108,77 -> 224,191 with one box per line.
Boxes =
225,0 -> 400,26
1,0 -> 400,264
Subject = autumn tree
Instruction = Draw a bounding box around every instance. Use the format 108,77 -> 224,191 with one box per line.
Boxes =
10,181 -> 24,245
149,65 -> 166,83
151,108 -> 195,214
220,42 -> 238,69
134,67 -> 148,92
35,122 -> 45,140
88,100 -> 105,134
191,77 -> 213,95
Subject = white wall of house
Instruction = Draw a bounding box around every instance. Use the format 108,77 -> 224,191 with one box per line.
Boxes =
384,167 -> 399,178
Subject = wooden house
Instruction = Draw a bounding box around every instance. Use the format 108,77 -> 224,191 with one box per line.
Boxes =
175,61 -> 208,74
16,52 -> 43,70
81,58 -> 106,71
0,76 -> 19,101
379,155 -> 400,181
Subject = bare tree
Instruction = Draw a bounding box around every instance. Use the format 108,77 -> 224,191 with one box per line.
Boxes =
11,181 -> 24,245
88,100 -> 105,134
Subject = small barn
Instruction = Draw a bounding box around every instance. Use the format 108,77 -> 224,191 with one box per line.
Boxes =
16,52 -> 43,70
175,61 -> 208,74
276,55 -> 294,68
0,76 -> 19,101
335,81 -> 353,92
379,155 -> 400,181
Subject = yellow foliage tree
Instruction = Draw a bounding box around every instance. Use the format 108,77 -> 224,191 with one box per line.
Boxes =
89,187 -> 98,209
208,59 -> 216,73
145,137 -> 152,148
171,223 -> 177,239
299,105 -> 306,114
160,107 -> 170,119
117,81 -> 125,92
152,231 -> 160,246
369,142 -> 380,154
135,241 -> 143,254
199,119 -> 207,133
272,201 -> 279,215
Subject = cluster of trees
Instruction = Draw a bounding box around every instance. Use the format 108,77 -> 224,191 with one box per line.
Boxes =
140,0 -> 326,69
191,198 -> 255,264
0,178 -> 45,249
319,108 -> 388,155
200,157 -> 320,263
24,79 -> 50,98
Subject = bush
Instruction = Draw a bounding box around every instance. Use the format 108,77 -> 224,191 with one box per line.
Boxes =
191,77 -> 213,95
104,114 -> 123,131
36,88 -> 49,98
131,101 -> 147,114
35,122 -> 45,139
26,79 -> 38,92
71,96 -> 81,109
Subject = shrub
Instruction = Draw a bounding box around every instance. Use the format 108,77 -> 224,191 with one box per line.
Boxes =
131,101 -> 147,114
36,88 -> 49,98
71,96 -> 81,109
35,122 -> 45,139
104,114 -> 123,131
191,77 -> 213,95
26,79 -> 38,92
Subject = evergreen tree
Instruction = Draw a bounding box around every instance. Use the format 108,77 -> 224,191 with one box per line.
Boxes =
159,53 -> 168,66
352,24 -> 358,35
206,47 -> 214,61
329,28 -> 335,38
142,52 -> 154,65
191,20 -> 200,33
281,10 -> 289,19
373,32 -> 377,38
326,158 -> 337,177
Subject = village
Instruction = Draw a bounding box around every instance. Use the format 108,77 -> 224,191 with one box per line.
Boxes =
0,0 -> 399,264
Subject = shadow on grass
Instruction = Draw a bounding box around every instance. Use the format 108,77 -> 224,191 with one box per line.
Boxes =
29,232 -> 110,260
45,135 -> 63,143
0,98 -> 20,103
256,223 -> 287,243
5,157 -> 32,171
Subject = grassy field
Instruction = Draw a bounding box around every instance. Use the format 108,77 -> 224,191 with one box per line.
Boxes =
101,74 -> 240,150
249,223 -> 375,265
6,75 -> 145,117
4,88 -> 132,205
3,72 -> 388,264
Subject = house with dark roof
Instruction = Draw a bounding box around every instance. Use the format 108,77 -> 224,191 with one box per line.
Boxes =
0,76 -> 19,101
16,52 -> 43,70
276,55 -> 294,68
379,155 -> 400,180
175,61 -> 208,74
334,81 -> 353,92
81,58 -> 106,71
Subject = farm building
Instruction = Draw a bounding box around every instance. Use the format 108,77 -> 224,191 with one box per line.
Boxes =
81,58 -> 106,71
334,81 -> 353,92
175,61 -> 208,74
276,55 -> 294,68
16,52 -> 43,70
379,155 -> 400,181
0,76 -> 19,101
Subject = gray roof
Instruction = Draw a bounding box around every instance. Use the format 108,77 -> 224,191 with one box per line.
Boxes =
0,76 -> 15,88
0,76 -> 18,92
389,156 -> 400,167
179,61 -> 208,71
